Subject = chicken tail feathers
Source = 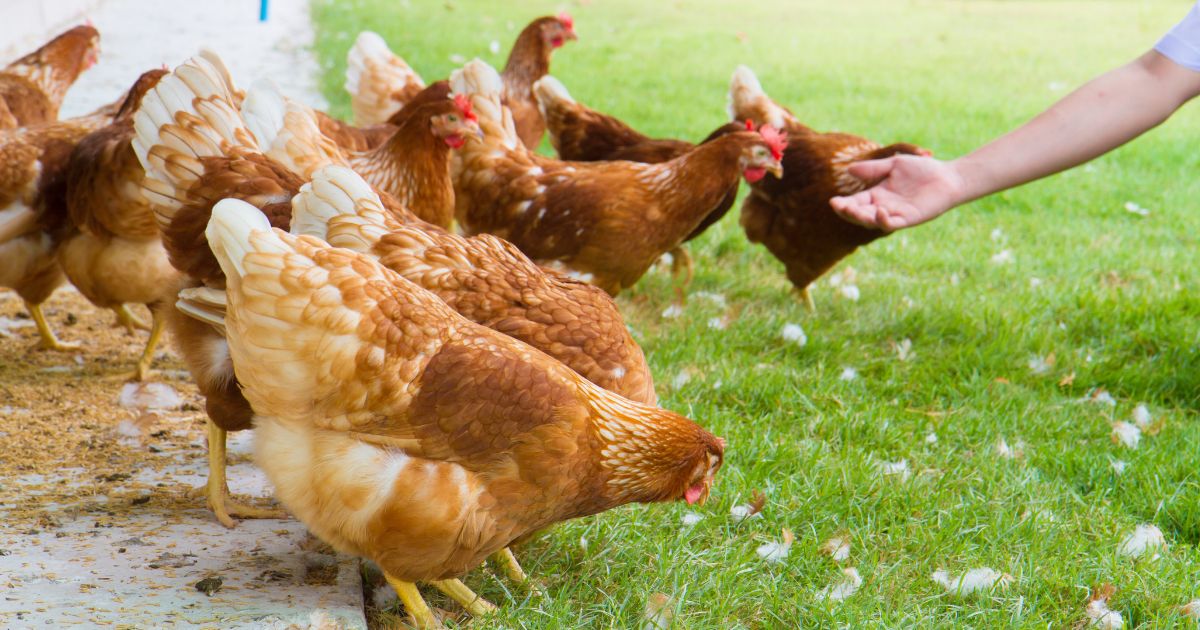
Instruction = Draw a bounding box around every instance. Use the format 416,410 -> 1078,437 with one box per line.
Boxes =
450,59 -> 519,149
133,51 -> 255,229
727,64 -> 794,131
345,31 -> 424,127
290,165 -> 392,253
243,84 -> 347,180
175,286 -> 228,335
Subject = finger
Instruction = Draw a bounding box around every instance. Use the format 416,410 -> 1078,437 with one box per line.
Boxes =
831,195 -> 880,227
845,157 -> 898,181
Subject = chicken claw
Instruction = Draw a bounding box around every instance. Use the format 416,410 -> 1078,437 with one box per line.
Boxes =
429,578 -> 497,617
27,301 -> 80,351
386,576 -> 441,630
113,304 -> 153,332
200,419 -> 286,528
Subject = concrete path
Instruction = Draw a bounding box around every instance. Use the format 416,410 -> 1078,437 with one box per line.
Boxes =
1,0 -> 365,626
60,0 -> 327,119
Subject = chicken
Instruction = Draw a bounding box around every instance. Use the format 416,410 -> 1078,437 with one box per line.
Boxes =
292,165 -> 656,404
57,68 -> 177,380
344,30 -> 425,127
343,15 -> 575,148
244,80 -> 477,228
0,25 -> 101,130
132,52 -> 292,527
533,74 -> 744,286
500,14 -> 577,149
450,60 -> 785,295
182,197 -> 724,628
134,53 -> 657,529
0,102 -> 119,351
727,66 -> 930,310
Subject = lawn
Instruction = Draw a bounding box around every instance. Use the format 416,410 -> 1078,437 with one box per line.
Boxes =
311,1 -> 1200,627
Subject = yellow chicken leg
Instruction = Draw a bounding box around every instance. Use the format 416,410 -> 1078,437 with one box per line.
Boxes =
131,308 -> 166,381
113,304 -> 152,332
793,286 -> 816,313
429,578 -> 497,617
386,576 -> 441,630
201,419 -> 286,528
490,547 -> 544,596
669,246 -> 694,289
27,301 -> 79,351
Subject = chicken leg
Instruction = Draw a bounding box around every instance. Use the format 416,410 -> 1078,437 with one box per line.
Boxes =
386,576 -> 441,630
793,286 -> 816,313
113,304 -> 152,332
490,547 -> 544,595
429,578 -> 497,617
201,419 -> 286,528
669,246 -> 694,288
130,307 -> 166,381
27,301 -> 79,351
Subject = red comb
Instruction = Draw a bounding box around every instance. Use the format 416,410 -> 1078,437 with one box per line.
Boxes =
558,12 -> 575,30
759,124 -> 787,160
744,119 -> 754,131
453,93 -> 477,122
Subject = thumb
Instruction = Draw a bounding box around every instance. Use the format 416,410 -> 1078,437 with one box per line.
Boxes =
845,157 -> 898,182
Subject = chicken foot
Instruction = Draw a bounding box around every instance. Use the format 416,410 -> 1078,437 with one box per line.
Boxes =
112,304 -> 152,332
198,419 -> 286,528
27,301 -> 80,351
383,575 -> 496,629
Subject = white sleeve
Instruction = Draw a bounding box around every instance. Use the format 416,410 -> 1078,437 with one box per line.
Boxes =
1156,1 -> 1200,71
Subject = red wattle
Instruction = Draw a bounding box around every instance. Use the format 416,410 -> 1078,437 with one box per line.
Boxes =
552,36 -> 564,48
684,484 -> 703,505
444,134 -> 465,149
743,167 -> 766,183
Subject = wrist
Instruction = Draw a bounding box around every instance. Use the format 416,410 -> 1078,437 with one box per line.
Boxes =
944,156 -> 985,208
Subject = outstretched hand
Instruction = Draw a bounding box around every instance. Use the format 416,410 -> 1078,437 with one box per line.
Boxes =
829,155 -> 966,232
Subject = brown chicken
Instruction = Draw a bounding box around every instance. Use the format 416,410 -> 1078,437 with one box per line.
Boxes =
343,15 -> 575,148
533,74 -> 744,285
450,60 -> 785,295
58,68 -> 177,380
0,101 -> 121,350
245,80 -> 476,228
728,66 -> 930,310
343,30 -> 426,127
134,53 -> 658,530
132,54 -> 293,527
183,198 -> 724,628
0,25 -> 101,130
291,165 -> 656,404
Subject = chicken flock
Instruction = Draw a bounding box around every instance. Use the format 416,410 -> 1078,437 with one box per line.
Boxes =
0,16 -> 927,627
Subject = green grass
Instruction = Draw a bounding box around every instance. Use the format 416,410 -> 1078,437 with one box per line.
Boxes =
310,0 -> 1200,626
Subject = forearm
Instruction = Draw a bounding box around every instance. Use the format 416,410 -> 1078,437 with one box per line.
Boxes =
950,51 -> 1200,205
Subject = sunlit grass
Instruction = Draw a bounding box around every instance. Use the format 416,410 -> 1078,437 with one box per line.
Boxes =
311,0 -> 1200,626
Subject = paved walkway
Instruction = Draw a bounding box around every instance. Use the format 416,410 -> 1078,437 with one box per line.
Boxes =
2,1 -> 364,627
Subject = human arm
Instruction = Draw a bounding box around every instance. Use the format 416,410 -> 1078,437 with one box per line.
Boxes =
831,49 -> 1200,231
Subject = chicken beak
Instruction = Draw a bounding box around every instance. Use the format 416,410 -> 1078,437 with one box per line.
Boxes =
766,161 -> 783,179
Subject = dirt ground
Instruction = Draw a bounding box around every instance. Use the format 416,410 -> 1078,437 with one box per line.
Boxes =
0,285 -> 214,530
